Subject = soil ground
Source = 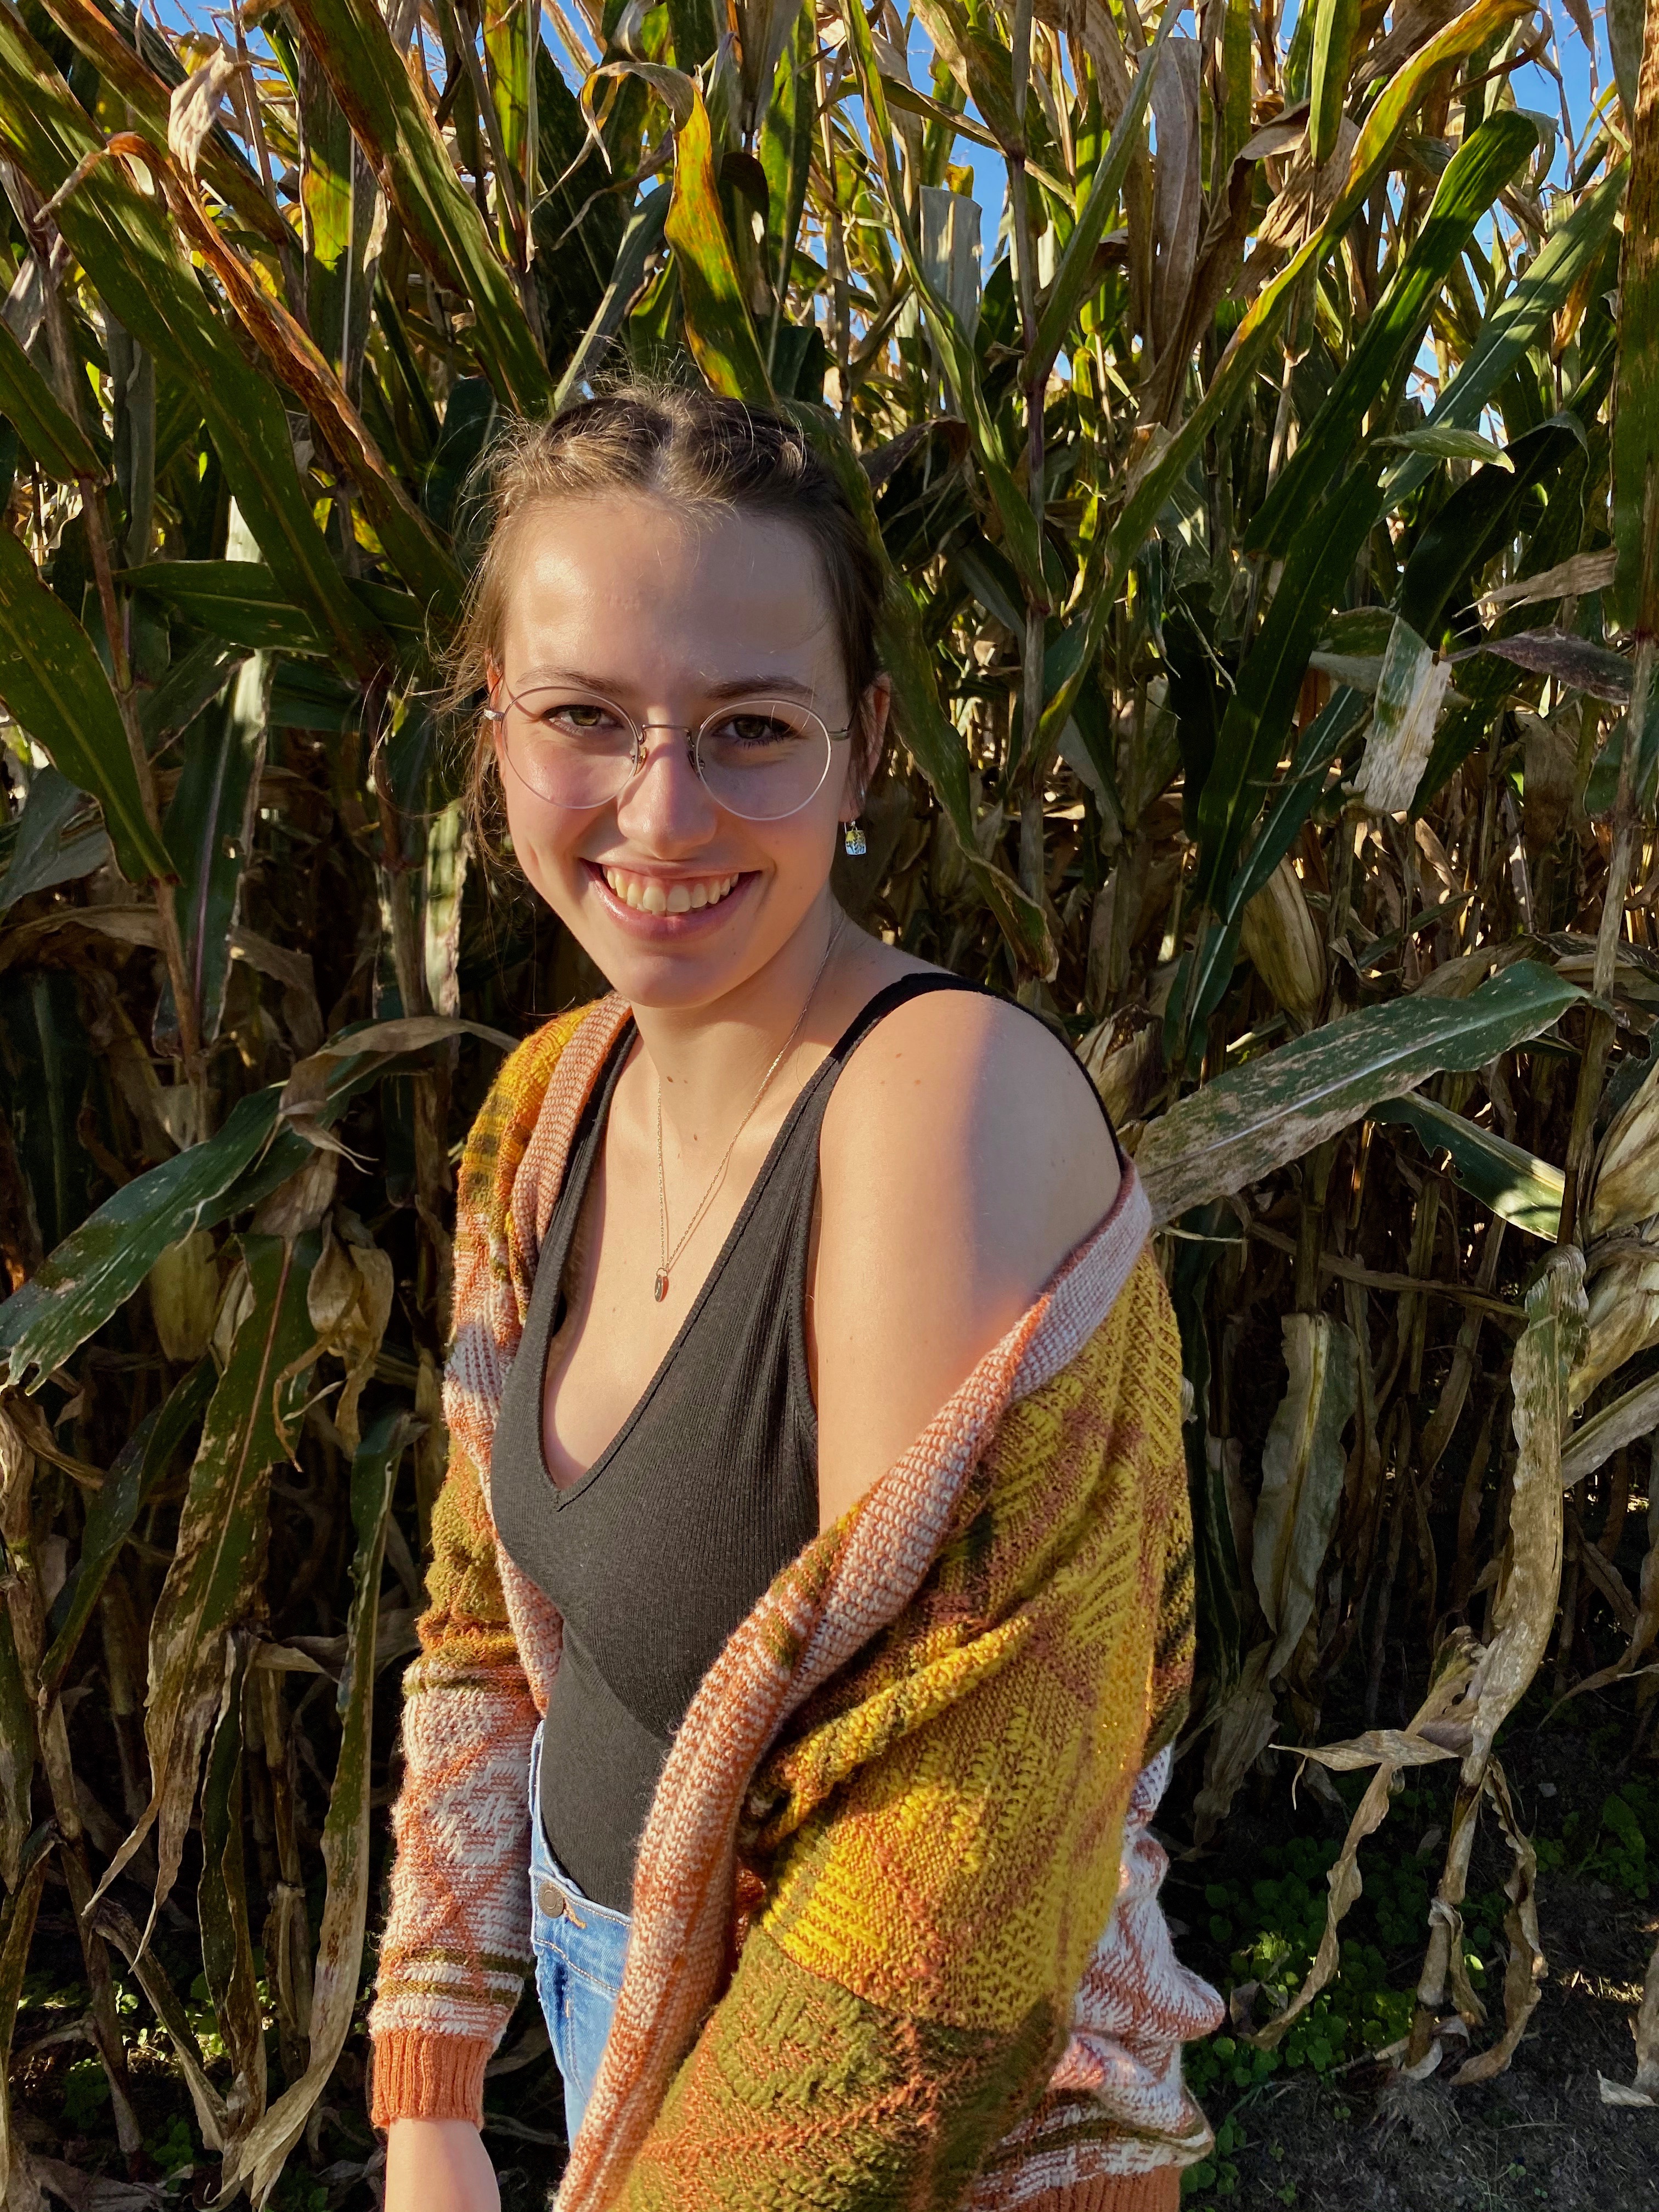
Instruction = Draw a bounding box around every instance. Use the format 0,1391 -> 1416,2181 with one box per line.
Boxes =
1167,1713 -> 1659,2212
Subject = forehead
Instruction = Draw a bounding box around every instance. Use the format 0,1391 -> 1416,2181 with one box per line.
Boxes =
500,494 -> 836,678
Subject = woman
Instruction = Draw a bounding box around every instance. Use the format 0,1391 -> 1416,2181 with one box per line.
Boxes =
370,384 -> 1219,2212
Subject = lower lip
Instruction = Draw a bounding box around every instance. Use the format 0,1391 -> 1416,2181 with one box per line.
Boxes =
583,861 -> 756,938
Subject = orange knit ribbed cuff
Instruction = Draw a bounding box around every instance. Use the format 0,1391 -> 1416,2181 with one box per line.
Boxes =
369,2030 -> 494,2129
1021,2166 -> 1182,2212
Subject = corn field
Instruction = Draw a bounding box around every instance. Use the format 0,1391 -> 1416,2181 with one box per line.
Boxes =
0,0 -> 1656,2191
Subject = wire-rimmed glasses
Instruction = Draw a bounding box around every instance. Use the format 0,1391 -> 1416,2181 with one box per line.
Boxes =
484,685 -> 851,823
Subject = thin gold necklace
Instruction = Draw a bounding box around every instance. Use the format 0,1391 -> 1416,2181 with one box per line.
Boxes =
652,916 -> 844,1303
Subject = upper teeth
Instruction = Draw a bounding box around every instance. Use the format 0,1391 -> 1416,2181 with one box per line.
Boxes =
602,868 -> 740,915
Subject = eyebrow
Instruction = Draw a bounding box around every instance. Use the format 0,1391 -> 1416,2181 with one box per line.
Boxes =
512,665 -> 820,703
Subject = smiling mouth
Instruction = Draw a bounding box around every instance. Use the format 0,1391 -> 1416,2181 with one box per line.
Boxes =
600,866 -> 742,915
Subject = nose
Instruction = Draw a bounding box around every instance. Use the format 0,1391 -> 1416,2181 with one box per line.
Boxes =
612,726 -> 719,847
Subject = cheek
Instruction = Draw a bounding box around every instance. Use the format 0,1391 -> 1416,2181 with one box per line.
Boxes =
499,776 -> 583,900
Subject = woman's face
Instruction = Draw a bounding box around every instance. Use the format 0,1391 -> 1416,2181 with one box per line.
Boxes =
490,493 -> 884,1011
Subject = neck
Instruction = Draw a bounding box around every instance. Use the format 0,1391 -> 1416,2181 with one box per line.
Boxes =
628,893 -> 843,1138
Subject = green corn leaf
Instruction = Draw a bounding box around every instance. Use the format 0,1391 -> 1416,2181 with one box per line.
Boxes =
1042,0 -> 1533,758
1373,1094 -> 1565,1240
0,8 -> 385,679
1195,463 -> 1383,907
0,311 -> 104,484
761,4 -> 816,373
141,640 -> 249,751
196,1637 -> 265,2132
0,523 -> 171,884
1138,959 -> 1583,1223
1383,160 -> 1626,514
0,1088 -> 289,1393
94,1231 -> 320,1929
664,89 -> 773,404
36,0 -> 287,250
555,187 -> 671,409
119,563 -> 326,655
1397,417 -> 1583,642
40,1361 -> 216,1698
0,1010 -> 515,1393
1380,424 -> 1514,467
1032,15 -> 1168,377
162,654 -> 272,1047
220,1407 -> 411,2202
1308,0 -> 1362,168
1248,110 -> 1539,558
1183,684 -> 1369,1023
1610,20 -> 1659,635
0,767 -> 111,911
1225,686 -> 1370,924
125,562 -> 424,662
790,403 -> 1053,973
838,0 -> 1058,608
296,42 -> 379,409
285,0 -> 554,416
483,0 -> 536,244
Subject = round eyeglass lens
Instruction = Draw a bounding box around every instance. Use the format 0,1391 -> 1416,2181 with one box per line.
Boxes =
499,691 -> 639,809
695,699 -> 833,821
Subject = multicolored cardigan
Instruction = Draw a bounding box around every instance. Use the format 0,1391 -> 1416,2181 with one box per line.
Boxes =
368,995 -> 1221,2210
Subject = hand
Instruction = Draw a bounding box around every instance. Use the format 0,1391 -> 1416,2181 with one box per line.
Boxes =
385,2119 -> 499,2212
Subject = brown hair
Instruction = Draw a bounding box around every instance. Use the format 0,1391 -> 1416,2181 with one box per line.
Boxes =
445,381 -> 887,845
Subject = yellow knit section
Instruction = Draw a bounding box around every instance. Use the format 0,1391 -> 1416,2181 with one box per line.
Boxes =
755,1255 -> 1183,2038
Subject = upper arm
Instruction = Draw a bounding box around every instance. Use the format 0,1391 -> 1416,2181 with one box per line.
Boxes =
811,992 -> 1119,1530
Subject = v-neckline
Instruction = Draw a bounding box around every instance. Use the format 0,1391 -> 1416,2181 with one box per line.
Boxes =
534,1018 -> 841,1508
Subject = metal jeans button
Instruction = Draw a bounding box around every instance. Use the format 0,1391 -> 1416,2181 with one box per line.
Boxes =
538,1878 -> 566,1917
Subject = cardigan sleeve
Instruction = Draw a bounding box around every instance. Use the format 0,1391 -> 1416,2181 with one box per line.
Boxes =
366,1006 -> 601,2128
366,1437 -> 540,2126
613,1257 -> 1201,2209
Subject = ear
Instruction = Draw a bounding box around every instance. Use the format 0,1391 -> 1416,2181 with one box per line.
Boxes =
843,674 -> 893,815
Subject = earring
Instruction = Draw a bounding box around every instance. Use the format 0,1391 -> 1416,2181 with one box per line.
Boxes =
843,820 -> 867,857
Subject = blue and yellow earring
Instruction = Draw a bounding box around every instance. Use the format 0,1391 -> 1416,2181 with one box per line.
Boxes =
843,820 -> 867,857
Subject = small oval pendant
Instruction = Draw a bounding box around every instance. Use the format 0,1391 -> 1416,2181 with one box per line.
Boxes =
653,1270 -> 669,1302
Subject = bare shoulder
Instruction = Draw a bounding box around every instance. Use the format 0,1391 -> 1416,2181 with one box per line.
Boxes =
818,980 -> 1120,1266
811,978 -> 1120,1525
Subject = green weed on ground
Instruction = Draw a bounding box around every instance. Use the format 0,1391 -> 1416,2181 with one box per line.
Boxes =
1177,1756 -> 1659,2203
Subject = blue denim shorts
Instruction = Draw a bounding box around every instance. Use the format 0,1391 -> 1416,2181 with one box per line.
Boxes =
527,1722 -> 631,2143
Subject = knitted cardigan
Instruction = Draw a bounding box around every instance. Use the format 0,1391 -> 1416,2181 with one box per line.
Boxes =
368,996 -> 1222,2211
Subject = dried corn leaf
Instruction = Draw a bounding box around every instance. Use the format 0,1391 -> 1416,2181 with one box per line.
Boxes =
167,44 -> 246,182
1452,1762 -> 1544,2081
1257,1635 -> 1482,2047
147,1229 -> 219,1366
1469,1250 -> 1584,1782
1589,1052 -> 1659,1238
1285,1727 -> 1459,1772
90,1233 -> 320,1932
1192,1640 -> 1277,1847
307,1215 -> 394,1452
1252,1313 -> 1357,1674
1355,617 -> 1453,813
219,1410 -> 409,2205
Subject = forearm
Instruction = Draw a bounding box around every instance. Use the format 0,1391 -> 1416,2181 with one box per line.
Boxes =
385,2119 -> 499,2212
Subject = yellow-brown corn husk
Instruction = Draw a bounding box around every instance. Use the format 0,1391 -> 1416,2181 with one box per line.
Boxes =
1589,1057 -> 1659,1240
1240,857 -> 1325,1028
